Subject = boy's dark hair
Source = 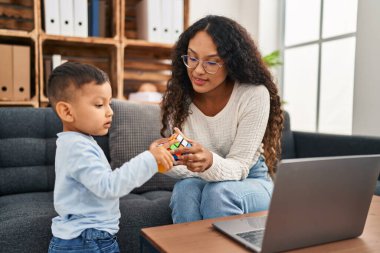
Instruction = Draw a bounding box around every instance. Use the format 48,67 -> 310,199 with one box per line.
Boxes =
47,62 -> 110,107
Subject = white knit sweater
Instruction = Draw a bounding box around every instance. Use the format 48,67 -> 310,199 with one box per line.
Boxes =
165,82 -> 270,181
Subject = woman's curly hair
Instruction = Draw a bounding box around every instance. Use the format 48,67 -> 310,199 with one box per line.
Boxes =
160,15 -> 284,176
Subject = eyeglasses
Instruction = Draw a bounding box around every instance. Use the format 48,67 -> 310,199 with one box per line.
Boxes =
181,55 -> 224,75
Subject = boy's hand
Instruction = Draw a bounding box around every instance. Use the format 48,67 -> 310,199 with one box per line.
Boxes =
149,138 -> 175,173
149,138 -> 171,148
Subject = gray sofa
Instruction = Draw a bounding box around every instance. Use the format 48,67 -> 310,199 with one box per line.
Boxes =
1,99 -> 380,253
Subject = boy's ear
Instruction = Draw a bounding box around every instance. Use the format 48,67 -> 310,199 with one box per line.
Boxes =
55,101 -> 74,122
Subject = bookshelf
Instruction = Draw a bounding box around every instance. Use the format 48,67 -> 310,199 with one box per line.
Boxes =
0,0 -> 189,107
38,0 -> 120,106
0,0 -> 40,107
120,0 -> 189,99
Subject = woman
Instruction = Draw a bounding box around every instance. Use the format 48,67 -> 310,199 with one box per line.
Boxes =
161,15 -> 283,223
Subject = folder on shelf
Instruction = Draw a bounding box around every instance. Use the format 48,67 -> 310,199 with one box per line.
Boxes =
89,0 -> 100,36
0,44 -> 13,101
161,0 -> 173,43
52,54 -> 62,70
12,45 -> 30,101
136,0 -> 162,43
59,0 -> 74,36
172,0 -> 184,43
73,0 -> 88,37
44,0 -> 60,35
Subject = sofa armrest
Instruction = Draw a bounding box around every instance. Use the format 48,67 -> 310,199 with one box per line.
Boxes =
293,131 -> 380,157
293,131 -> 380,180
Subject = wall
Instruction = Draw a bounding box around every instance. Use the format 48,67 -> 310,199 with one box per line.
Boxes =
352,0 -> 380,136
189,0 -> 257,37
188,0 -> 280,55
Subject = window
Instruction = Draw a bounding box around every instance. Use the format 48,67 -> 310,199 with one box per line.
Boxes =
281,0 -> 358,134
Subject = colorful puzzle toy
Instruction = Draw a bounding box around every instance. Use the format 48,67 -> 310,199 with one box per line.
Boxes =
157,132 -> 192,173
168,132 -> 192,161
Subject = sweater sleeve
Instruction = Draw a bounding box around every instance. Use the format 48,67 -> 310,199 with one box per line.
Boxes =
68,141 -> 158,199
164,165 -> 199,178
198,86 -> 270,181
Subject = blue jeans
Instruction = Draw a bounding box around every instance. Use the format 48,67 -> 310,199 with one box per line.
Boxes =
48,228 -> 119,253
170,156 -> 273,223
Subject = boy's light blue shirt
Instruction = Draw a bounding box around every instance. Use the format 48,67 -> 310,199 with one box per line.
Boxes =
52,132 -> 157,240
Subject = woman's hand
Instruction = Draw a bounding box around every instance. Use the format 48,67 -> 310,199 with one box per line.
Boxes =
173,128 -> 213,172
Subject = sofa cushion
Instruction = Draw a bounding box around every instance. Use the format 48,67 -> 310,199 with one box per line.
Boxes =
0,108 -> 110,196
118,191 -> 173,252
281,111 -> 296,159
0,191 -> 173,253
0,108 -> 60,195
109,100 -> 178,193
0,192 -> 56,252
376,181 -> 380,196
0,108 -> 60,168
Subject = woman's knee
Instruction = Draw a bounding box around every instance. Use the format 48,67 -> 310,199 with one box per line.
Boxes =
201,182 -> 240,207
173,178 -> 204,193
201,180 -> 273,216
171,178 -> 206,203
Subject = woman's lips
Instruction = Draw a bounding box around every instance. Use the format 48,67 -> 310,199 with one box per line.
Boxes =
193,77 -> 207,86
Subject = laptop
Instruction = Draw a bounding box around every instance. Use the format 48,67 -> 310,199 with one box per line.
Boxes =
213,154 -> 380,253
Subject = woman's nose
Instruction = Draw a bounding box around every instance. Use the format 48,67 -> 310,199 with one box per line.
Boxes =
194,61 -> 206,74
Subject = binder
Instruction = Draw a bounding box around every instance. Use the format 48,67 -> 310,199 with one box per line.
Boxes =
44,0 -> 60,35
59,0 -> 74,36
136,0 -> 162,43
52,54 -> 62,70
90,0 -> 100,36
12,45 -> 30,101
161,0 -> 173,43
73,0 -> 88,37
172,0 -> 184,43
0,44 -> 13,100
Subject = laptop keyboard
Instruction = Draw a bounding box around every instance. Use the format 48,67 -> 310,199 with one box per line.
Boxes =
236,229 -> 265,248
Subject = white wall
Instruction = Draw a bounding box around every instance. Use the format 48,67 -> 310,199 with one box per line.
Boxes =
257,0 -> 281,55
352,0 -> 380,136
189,0 -> 280,55
189,0 -> 241,25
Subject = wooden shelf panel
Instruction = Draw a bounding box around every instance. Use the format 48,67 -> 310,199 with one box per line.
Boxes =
0,28 -> 35,38
40,40 -> 120,100
125,38 -> 173,50
40,33 -> 119,46
0,98 -> 38,107
0,17 -> 34,31
123,42 -> 172,97
124,70 -> 170,83
0,0 -> 36,32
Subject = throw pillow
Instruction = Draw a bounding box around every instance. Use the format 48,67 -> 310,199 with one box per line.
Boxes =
109,99 -> 178,193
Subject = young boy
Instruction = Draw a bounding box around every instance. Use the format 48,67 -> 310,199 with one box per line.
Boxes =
47,62 -> 174,253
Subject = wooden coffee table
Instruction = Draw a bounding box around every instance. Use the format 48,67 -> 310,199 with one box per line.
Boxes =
141,196 -> 380,253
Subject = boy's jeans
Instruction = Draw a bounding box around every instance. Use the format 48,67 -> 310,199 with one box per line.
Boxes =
48,228 -> 119,253
170,156 -> 273,223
